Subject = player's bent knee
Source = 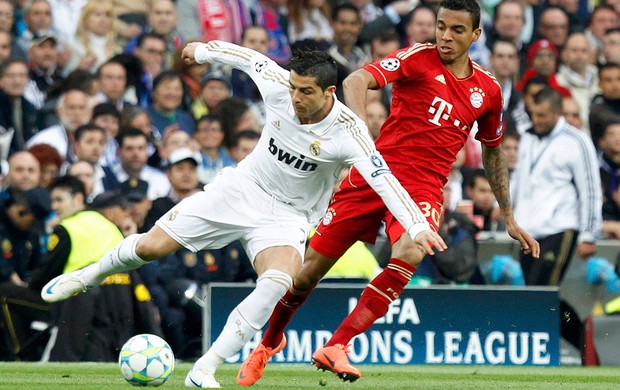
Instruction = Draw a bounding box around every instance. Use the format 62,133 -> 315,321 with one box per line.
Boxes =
391,237 -> 426,266
135,229 -> 181,261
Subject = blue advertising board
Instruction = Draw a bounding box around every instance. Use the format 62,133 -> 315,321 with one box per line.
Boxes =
203,284 -> 560,366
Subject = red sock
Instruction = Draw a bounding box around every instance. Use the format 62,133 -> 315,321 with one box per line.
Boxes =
262,283 -> 314,348
326,258 -> 416,347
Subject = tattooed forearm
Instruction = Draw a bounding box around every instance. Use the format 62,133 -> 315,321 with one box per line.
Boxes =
482,144 -> 513,214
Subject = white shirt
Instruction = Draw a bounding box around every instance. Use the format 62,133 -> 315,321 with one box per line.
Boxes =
26,124 -> 72,161
513,117 -> 602,242
195,41 -> 429,237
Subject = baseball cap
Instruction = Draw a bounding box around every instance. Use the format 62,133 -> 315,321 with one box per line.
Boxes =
120,178 -> 149,202
89,191 -> 131,210
29,33 -> 57,49
23,188 -> 52,219
200,71 -> 232,89
167,147 -> 200,168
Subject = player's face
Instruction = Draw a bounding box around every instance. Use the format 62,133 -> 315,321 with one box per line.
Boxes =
435,8 -> 481,66
289,71 -> 336,124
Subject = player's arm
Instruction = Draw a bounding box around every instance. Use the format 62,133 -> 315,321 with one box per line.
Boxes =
342,69 -> 380,124
182,40 -> 285,96
482,144 -> 540,258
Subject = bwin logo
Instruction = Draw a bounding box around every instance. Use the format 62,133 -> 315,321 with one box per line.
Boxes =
268,138 -> 318,172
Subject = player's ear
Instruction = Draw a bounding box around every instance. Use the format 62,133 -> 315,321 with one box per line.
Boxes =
471,27 -> 482,43
325,85 -> 337,97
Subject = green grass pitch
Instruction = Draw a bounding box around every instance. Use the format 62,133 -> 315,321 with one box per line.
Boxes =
1,362 -> 619,389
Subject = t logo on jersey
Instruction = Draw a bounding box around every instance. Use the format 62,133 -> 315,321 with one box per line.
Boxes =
428,96 -> 454,126
268,138 -> 318,172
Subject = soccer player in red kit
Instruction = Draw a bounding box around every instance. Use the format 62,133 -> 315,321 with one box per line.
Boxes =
237,0 -> 541,385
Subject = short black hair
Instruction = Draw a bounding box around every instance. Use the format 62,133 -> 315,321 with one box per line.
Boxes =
289,50 -> 337,91
532,86 -> 563,112
467,168 -> 488,188
523,75 -> 549,94
439,0 -> 481,30
332,3 -> 361,22
51,175 -> 87,200
75,124 -> 106,142
230,129 -> 260,148
152,70 -> 182,92
0,57 -> 28,78
116,127 -> 148,148
599,62 -> 620,78
136,32 -> 166,48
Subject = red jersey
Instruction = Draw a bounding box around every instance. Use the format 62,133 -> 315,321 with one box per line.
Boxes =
364,43 -> 504,195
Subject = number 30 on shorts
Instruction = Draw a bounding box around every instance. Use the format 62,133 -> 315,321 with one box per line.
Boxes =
418,201 -> 441,228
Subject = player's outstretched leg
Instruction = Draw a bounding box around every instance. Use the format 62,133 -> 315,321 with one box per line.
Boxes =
312,344 -> 361,382
236,335 -> 287,386
41,234 -> 148,302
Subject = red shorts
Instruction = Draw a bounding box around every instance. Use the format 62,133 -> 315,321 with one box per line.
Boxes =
310,168 -> 442,259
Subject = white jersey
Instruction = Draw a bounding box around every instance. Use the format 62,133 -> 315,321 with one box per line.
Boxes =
195,41 -> 429,238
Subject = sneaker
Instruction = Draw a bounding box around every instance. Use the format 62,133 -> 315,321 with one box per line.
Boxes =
185,367 -> 221,388
237,335 -> 287,386
311,344 -> 361,382
41,269 -> 93,303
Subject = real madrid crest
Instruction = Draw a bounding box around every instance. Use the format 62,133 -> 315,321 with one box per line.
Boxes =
309,141 -> 321,156
167,210 -> 179,221
469,87 -> 485,109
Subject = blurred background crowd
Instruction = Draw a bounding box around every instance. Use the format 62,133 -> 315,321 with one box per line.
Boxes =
0,0 -> 619,365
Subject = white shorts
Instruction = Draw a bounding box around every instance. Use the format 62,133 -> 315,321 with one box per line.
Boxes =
155,168 -> 311,262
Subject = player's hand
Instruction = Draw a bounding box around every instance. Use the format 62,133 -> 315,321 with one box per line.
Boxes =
182,42 -> 203,65
414,230 -> 447,256
506,221 -> 540,259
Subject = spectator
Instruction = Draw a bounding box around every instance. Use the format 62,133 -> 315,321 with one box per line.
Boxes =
16,0 -> 53,53
26,33 -> 62,108
562,96 -> 583,130
328,3 -> 367,101
0,188 -> 51,360
28,176 -> 161,361
598,121 -> 620,238
0,57 -> 40,156
516,39 -> 571,98
120,178 -> 152,233
537,6 -> 570,50
0,0 -> 26,59
555,32 -> 599,134
158,128 -> 193,167
465,169 -> 502,232
191,70 -> 231,120
215,97 -> 259,147
500,129 -> 519,185
147,70 -> 195,138
120,105 -> 162,168
404,4 -> 436,45
585,5 -> 618,63
602,27 -> 620,65
486,0 -> 526,73
132,32 -> 168,107
47,0 -> 87,47
229,129 -> 259,163
91,103 -> 121,168
287,0 -> 333,48
94,59 -> 131,112
26,89 -> 92,163
27,143 -> 62,188
193,114 -> 235,184
589,63 -> 620,149
64,0 -> 122,75
66,160 -> 96,201
248,0 -> 291,65
113,128 -> 171,200
73,124 -> 117,198
1,151 -> 40,195
38,69 -> 96,129
490,39 -> 529,134
513,86 -> 601,350
365,100 -> 387,140
0,31 -> 12,62
367,30 -> 400,108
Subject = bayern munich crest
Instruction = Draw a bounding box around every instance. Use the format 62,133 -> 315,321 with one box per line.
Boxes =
469,87 -> 485,108
380,58 -> 400,71
323,208 -> 336,225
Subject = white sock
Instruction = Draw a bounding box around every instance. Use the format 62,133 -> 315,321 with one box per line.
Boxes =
194,270 -> 292,372
80,234 -> 147,286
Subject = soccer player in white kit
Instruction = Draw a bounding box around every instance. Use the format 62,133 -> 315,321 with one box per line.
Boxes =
41,40 -> 446,388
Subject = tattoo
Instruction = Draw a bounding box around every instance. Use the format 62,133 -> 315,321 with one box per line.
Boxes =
482,144 -> 512,214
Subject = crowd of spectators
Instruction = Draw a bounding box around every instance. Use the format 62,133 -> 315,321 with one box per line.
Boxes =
0,0 -> 620,362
